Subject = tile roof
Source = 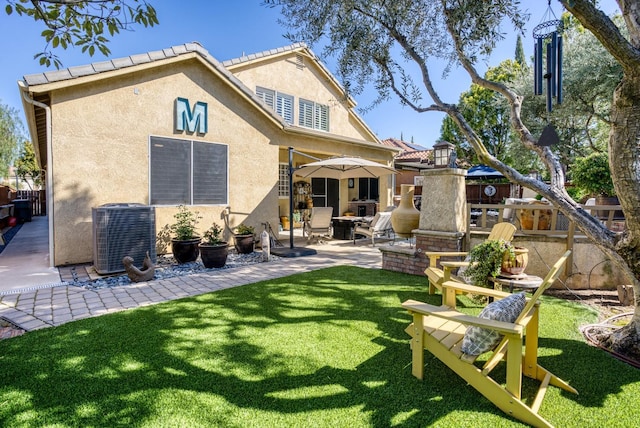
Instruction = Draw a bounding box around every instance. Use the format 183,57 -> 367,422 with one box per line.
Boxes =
222,42 -> 308,67
395,150 -> 432,162
23,42 -> 214,86
21,41 -> 391,150
381,138 -> 428,152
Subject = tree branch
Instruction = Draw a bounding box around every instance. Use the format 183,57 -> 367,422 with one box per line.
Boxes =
561,0 -> 640,73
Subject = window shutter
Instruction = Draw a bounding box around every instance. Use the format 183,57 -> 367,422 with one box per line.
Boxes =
149,137 -> 191,205
193,142 -> 228,205
276,93 -> 294,124
299,99 -> 314,128
256,86 -> 275,109
315,104 -> 329,131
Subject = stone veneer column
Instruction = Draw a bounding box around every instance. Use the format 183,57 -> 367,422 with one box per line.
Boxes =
419,168 -> 467,233
380,168 -> 468,276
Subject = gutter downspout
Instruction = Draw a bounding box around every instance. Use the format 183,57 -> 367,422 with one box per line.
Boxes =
20,85 -> 54,268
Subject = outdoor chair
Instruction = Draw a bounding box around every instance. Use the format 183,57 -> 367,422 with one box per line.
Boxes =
424,222 -> 517,296
403,250 -> 574,428
352,211 -> 393,246
303,207 -> 334,243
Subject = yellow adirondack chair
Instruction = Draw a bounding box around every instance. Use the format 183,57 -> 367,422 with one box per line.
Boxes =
424,222 -> 517,296
403,250 -> 575,428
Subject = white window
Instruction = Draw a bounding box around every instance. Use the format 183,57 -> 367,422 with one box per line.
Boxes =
256,86 -> 293,124
278,163 -> 289,197
299,99 -> 329,131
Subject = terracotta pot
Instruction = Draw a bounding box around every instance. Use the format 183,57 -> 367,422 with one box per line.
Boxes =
391,184 -> 420,238
199,243 -> 229,268
519,201 -> 551,230
501,247 -> 529,275
280,216 -> 290,231
171,237 -> 201,264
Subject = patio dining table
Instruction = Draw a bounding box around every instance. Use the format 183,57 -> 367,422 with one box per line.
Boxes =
331,216 -> 371,240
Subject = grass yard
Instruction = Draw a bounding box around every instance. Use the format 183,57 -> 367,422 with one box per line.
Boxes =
1,266 -> 639,427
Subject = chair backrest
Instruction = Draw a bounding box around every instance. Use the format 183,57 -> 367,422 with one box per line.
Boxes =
309,207 -> 333,227
372,212 -> 393,232
514,250 -> 571,325
367,212 -> 382,228
487,222 -> 517,242
584,197 -> 596,215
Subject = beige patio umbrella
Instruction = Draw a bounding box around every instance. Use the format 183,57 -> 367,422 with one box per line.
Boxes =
294,156 -> 397,179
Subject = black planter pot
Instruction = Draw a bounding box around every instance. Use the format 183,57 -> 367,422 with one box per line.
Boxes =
234,234 -> 255,254
171,237 -> 201,263
199,243 -> 229,268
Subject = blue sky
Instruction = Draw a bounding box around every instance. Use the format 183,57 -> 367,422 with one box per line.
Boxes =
0,1 -> 619,149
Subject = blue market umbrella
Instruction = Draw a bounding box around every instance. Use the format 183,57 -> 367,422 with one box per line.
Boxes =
465,165 -> 504,180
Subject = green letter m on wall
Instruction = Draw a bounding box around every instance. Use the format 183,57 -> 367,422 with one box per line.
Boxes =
175,97 -> 208,134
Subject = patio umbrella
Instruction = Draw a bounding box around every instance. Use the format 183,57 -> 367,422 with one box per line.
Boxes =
465,165 -> 504,180
294,156 -> 396,180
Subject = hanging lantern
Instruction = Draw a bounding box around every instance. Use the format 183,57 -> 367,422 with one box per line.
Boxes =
533,1 -> 564,113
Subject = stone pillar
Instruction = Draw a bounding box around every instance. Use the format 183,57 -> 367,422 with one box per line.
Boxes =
419,168 -> 467,233
380,168 -> 468,276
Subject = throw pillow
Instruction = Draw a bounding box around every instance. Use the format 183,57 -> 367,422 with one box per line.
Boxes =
460,292 -> 527,356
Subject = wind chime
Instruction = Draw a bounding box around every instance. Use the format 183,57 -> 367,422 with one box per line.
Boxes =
533,1 -> 564,146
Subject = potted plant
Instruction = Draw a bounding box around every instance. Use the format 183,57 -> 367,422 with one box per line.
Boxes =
170,205 -> 201,263
199,222 -> 229,268
463,239 -> 516,288
234,223 -> 255,254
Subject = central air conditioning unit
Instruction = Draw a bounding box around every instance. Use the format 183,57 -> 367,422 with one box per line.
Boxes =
92,203 -> 157,275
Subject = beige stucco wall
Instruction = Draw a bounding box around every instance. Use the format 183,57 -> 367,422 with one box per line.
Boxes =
38,53 -> 394,265
228,52 -> 373,141
49,59 -> 282,265
468,234 -> 631,290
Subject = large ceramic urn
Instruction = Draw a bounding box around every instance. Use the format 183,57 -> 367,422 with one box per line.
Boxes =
391,184 -> 420,238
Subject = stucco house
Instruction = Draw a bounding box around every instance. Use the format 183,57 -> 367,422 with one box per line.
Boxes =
19,42 -> 398,266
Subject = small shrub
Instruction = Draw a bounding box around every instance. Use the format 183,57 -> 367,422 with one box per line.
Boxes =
464,239 -> 515,288
202,223 -> 225,245
170,205 -> 201,240
234,223 -> 255,236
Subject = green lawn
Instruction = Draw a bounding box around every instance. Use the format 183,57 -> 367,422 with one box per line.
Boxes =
1,266 -> 638,427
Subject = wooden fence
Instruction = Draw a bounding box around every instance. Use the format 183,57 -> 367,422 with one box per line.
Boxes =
467,202 -> 625,277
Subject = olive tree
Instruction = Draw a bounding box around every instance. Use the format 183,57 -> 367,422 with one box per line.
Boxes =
266,0 -> 640,358
4,0 -> 158,68
0,101 -> 23,179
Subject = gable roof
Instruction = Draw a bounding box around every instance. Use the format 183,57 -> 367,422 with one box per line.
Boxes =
222,42 -> 358,108
20,42 -> 397,167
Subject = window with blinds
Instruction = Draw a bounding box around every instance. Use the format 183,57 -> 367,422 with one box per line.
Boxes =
256,86 -> 293,124
299,99 -> 329,131
149,136 -> 228,206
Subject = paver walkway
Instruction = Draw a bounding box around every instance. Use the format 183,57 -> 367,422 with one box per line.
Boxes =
0,217 -> 384,333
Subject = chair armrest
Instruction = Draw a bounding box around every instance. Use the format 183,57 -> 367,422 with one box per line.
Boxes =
424,251 -> 468,258
402,299 -> 523,335
441,280 -> 512,300
440,261 -> 470,269
424,251 -> 469,266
